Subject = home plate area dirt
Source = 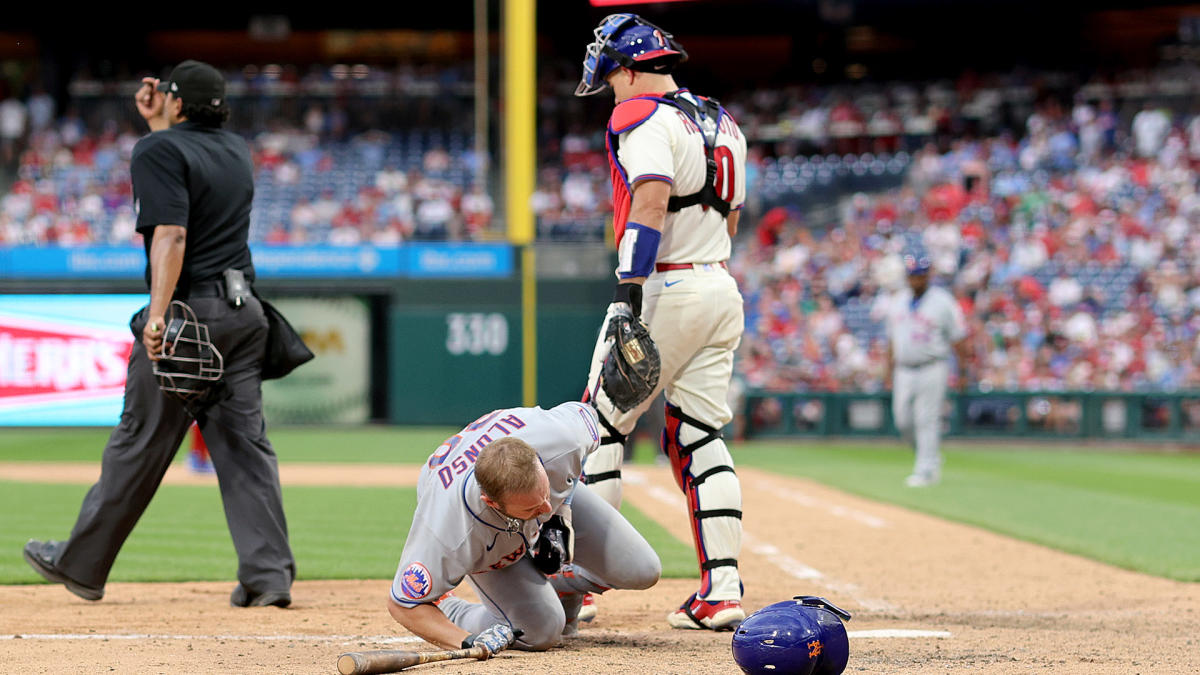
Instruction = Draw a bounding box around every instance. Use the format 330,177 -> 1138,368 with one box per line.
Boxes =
1,463 -> 1197,674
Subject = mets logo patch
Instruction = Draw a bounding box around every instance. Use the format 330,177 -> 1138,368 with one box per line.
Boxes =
400,562 -> 432,600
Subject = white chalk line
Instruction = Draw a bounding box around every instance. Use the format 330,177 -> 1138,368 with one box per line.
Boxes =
623,471 -> 888,530
624,470 -> 896,612
621,469 -> 679,507
750,479 -> 889,529
743,534 -> 895,612
0,633 -> 424,645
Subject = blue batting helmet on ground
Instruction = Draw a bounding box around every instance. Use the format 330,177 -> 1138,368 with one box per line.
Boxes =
731,596 -> 852,675
575,13 -> 687,96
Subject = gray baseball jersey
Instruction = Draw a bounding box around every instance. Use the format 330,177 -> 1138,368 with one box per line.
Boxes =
390,402 -> 600,608
887,285 -> 966,366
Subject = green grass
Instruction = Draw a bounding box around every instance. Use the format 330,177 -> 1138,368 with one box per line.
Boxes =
725,439 -> 1200,582
1,481 -> 415,584
3,429 -> 1198,582
0,477 -> 696,585
619,503 -> 696,579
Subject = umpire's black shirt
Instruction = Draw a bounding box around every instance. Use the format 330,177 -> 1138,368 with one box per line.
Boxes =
131,120 -> 256,293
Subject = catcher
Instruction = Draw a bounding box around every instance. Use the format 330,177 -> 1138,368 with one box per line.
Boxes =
387,402 -> 661,653
576,13 -> 749,630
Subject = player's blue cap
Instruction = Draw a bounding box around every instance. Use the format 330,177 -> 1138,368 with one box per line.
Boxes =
904,254 -> 932,276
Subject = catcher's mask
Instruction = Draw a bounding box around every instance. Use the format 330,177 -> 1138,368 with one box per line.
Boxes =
152,300 -> 224,405
732,596 -> 852,675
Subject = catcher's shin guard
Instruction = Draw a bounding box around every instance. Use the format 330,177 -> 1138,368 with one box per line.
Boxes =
581,393 -> 628,508
663,402 -> 743,601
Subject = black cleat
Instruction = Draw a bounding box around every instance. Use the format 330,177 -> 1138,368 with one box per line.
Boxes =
23,540 -> 104,602
230,583 -> 291,608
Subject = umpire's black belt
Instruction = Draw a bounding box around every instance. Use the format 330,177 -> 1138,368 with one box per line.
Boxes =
178,280 -> 226,300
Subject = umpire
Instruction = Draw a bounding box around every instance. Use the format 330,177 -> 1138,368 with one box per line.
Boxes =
23,60 -> 296,608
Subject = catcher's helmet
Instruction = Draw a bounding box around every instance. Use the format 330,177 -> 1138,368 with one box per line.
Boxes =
575,13 -> 687,96
731,596 -> 852,675
152,300 -> 224,404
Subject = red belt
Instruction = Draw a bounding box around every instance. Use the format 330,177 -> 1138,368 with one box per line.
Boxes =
655,261 -> 728,272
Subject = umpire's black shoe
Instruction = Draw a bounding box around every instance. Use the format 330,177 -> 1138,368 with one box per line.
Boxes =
23,539 -> 105,602
230,583 -> 291,608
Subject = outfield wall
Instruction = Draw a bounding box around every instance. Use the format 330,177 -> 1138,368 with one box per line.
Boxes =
743,390 -> 1200,442
0,243 -> 612,426
386,276 -> 609,424
7,242 -> 1198,439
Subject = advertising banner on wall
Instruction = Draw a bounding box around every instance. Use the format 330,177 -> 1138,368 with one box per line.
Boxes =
0,244 -> 513,279
0,295 -> 145,426
261,297 -> 370,424
0,294 -> 370,426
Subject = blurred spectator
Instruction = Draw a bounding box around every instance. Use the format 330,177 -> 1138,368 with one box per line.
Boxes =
1048,271 -> 1083,308
530,175 -> 563,219
561,169 -> 597,214
1132,103 -> 1170,159
0,95 -> 27,163
460,184 -> 494,237
26,85 -> 55,135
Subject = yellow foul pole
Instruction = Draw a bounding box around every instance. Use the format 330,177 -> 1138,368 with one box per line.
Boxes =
504,0 -> 537,406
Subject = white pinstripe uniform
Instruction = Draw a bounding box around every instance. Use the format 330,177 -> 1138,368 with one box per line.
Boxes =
583,90 -> 748,607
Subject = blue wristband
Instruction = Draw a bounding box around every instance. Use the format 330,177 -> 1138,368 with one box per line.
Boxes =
617,222 -> 661,279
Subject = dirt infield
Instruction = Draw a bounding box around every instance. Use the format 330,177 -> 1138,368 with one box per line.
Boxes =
2,462 -> 1197,674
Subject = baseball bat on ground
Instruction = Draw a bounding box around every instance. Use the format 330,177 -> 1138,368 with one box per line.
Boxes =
337,646 -> 489,674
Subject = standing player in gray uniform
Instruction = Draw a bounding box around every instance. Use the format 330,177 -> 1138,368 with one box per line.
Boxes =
387,401 -> 660,654
574,13 -> 748,631
885,255 -> 970,487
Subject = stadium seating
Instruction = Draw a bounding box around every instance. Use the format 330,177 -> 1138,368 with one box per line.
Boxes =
2,62 -> 1198,394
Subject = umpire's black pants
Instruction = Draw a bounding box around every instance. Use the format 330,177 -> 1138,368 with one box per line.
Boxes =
54,294 -> 296,596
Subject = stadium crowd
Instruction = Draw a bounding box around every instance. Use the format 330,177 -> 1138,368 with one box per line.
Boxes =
3,62 -> 1200,398
733,95 -> 1200,396
0,121 -> 497,245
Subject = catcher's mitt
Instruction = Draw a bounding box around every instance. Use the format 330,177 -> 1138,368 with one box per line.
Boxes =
600,305 -> 661,412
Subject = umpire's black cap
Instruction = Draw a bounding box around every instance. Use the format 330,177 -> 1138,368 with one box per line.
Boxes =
157,60 -> 225,107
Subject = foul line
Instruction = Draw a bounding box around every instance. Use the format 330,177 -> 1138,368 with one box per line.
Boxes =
750,479 -> 889,529
743,534 -> 895,612
623,470 -> 895,612
621,470 -> 681,507
0,633 -> 425,645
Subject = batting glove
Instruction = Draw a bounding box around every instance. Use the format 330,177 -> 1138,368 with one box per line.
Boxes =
462,623 -> 517,658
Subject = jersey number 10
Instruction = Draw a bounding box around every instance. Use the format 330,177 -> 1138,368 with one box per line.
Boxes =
712,146 -> 736,204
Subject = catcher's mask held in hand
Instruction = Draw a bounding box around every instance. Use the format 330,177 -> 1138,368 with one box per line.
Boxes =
153,300 -> 224,403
